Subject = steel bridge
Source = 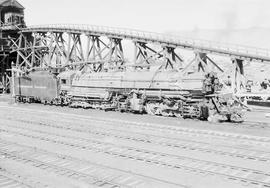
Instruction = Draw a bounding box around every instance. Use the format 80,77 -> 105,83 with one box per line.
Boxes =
1,0 -> 270,94
7,24 -> 270,94
23,24 -> 270,62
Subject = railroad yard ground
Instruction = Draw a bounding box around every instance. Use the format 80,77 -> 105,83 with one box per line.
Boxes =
0,94 -> 270,188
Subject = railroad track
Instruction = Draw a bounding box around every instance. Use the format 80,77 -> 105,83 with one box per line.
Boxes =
1,105 -> 270,147
0,139 -> 145,188
214,119 -> 270,130
242,121 -> 270,129
3,110 -> 270,150
1,124 -> 270,188
5,117 -> 270,163
0,167 -> 47,188
79,116 -> 270,144
0,139 -> 186,188
10,106 -> 270,142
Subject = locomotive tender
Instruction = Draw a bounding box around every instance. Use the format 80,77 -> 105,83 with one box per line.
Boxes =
13,68 -> 244,122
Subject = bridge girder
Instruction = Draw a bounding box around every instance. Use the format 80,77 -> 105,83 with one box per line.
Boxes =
10,30 -> 187,72
21,25 -> 270,63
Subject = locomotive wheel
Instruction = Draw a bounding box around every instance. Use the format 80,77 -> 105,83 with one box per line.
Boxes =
207,115 -> 219,123
146,103 -> 156,115
200,106 -> 209,120
160,109 -> 173,117
15,96 -> 21,103
146,103 -> 161,116
174,111 -> 183,118
230,113 -> 244,123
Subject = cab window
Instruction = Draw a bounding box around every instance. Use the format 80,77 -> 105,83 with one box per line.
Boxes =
61,79 -> 67,84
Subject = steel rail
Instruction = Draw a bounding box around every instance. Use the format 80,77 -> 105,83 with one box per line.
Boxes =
2,105 -> 270,145
0,167 -> 47,188
21,24 -> 270,62
27,109 -> 270,146
0,151 -> 125,188
6,116 -> 270,163
0,139 -> 134,188
0,139 -> 188,188
1,105 -> 270,146
1,125 -> 270,188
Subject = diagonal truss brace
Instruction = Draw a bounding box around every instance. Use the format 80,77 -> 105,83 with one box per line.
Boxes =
182,52 -> 224,74
134,42 -> 183,70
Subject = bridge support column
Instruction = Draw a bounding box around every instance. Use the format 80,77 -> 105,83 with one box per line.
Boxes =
0,55 -> 7,93
105,38 -> 125,70
197,53 -> 208,72
10,32 -> 46,71
231,58 -> 245,94
84,35 -> 111,72
86,35 -> 105,61
161,46 -> 183,70
134,42 -> 156,69
133,42 -> 183,70
67,33 -> 85,63
134,42 -> 172,69
182,52 -> 223,74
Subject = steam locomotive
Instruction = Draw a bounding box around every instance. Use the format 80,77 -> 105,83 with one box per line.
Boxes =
12,68 -> 244,122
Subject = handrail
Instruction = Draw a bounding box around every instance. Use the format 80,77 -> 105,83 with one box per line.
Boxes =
22,24 -> 270,61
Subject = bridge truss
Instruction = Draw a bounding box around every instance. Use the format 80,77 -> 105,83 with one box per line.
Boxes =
9,24 -> 270,94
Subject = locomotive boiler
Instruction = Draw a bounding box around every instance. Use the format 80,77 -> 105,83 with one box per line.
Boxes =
13,68 -> 244,122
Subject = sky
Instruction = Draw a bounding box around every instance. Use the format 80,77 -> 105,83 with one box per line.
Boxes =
19,0 -> 270,33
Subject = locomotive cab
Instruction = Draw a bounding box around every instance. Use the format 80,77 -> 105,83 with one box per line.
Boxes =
58,70 -> 77,93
